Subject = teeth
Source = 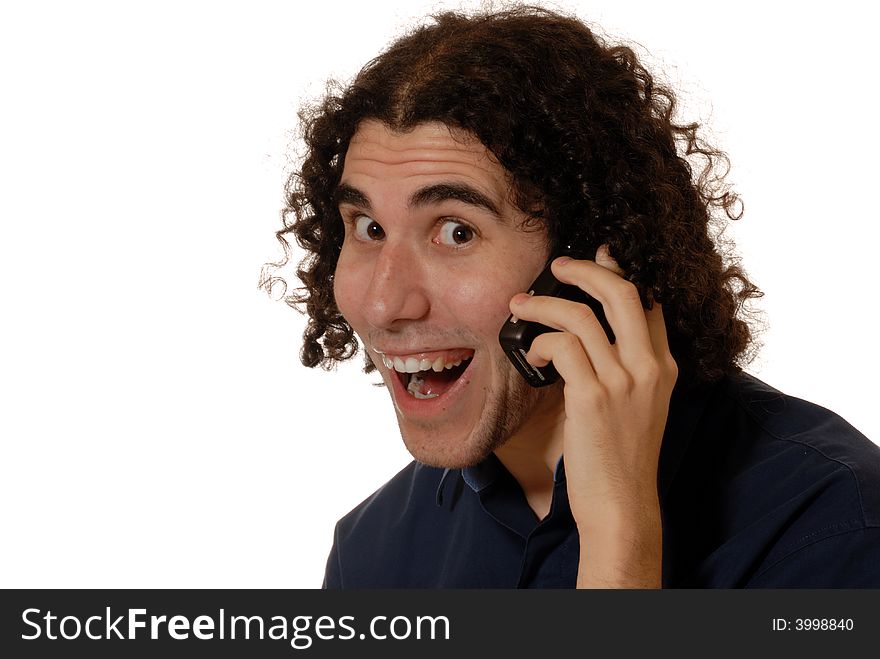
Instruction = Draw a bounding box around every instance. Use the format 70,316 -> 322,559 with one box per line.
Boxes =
387,354 -> 472,373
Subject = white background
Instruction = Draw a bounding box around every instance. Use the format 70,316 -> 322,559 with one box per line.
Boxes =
1,0 -> 877,588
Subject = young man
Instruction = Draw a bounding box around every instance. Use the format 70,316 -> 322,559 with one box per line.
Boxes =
267,8 -> 880,587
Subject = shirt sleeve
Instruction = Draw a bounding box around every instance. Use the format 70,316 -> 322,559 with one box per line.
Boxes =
746,527 -> 880,588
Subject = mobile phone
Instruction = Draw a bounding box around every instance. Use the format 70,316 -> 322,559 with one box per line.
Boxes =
498,261 -> 616,387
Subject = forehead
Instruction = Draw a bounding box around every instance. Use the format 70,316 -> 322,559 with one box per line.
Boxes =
342,120 -> 510,198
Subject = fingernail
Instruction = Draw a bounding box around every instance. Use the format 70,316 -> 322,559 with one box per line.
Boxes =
511,293 -> 531,305
554,256 -> 571,266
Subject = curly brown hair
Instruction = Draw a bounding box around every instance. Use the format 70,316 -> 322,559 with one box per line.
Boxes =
261,6 -> 763,384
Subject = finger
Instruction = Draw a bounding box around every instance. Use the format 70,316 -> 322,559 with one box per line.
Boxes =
550,255 -> 655,368
510,293 -> 619,375
644,302 -> 678,377
526,331 -> 602,395
595,243 -> 675,378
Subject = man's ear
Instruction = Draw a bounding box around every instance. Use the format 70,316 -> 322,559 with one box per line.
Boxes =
594,244 -> 624,275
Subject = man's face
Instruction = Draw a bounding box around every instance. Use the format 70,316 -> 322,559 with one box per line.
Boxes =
333,120 -> 559,468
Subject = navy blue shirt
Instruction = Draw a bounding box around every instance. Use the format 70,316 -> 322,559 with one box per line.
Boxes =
323,372 -> 880,587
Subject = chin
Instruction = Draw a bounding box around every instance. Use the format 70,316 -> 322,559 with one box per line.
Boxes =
398,425 -> 496,469
405,441 -> 495,470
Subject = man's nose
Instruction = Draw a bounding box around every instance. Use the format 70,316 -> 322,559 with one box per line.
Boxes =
362,240 -> 430,329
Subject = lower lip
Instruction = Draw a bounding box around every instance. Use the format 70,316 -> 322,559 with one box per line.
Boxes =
388,353 -> 478,419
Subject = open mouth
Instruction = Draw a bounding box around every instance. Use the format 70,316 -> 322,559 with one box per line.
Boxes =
401,357 -> 473,399
377,350 -> 475,400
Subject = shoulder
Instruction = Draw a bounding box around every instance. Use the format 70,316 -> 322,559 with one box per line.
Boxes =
719,371 -> 880,525
723,371 -> 871,448
665,372 -> 880,586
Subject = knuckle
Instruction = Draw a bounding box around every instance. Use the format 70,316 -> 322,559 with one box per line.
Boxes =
616,279 -> 641,303
570,303 -> 604,337
604,368 -> 633,395
571,302 -> 597,326
635,360 -> 661,385
666,354 -> 679,380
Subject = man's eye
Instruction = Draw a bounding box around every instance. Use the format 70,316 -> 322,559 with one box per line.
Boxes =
353,215 -> 385,241
436,220 -> 475,246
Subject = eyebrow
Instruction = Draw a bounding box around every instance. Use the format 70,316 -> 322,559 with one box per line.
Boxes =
409,182 -> 501,218
334,181 -> 502,220
334,183 -> 372,210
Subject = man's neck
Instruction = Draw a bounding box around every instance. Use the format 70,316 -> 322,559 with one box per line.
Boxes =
493,385 -> 566,520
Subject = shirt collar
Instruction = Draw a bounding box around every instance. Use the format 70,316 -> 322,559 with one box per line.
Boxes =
462,451 -> 566,492
436,447 -> 567,502
461,453 -> 504,492
433,454 -> 511,506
